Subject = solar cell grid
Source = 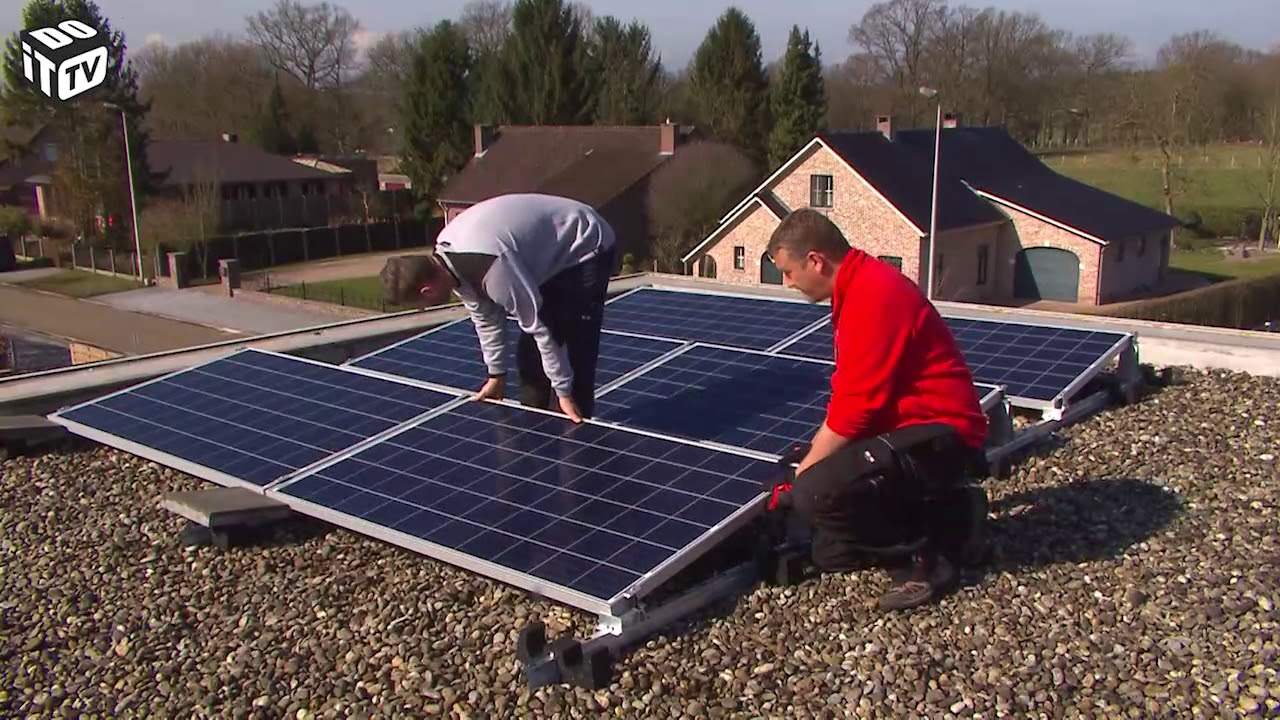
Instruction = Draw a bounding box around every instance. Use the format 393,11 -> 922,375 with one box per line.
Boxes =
604,288 -> 828,350
50,349 -> 459,488
594,345 -> 832,456
773,315 -> 1127,403
348,318 -> 682,393
273,400 -> 780,608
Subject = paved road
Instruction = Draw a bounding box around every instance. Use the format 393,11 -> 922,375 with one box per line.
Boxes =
95,286 -> 342,335
0,285 -> 240,355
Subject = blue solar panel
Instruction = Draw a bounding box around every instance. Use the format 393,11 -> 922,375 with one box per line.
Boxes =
50,349 -> 459,488
348,318 -> 682,393
604,288 -> 828,350
774,317 -> 1128,402
271,400 -> 781,609
594,345 -> 833,456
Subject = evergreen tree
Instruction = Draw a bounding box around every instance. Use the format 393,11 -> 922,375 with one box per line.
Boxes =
768,26 -> 826,168
588,17 -> 662,124
399,20 -> 473,206
497,0 -> 593,124
254,78 -> 298,155
688,7 -> 769,164
1,0 -> 157,239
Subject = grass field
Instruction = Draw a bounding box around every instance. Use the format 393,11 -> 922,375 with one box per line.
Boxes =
265,275 -> 463,313
1169,248 -> 1280,280
14,270 -> 142,297
1042,143 -> 1271,240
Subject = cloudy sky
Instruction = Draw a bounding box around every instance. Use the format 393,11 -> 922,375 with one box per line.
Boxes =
5,0 -> 1277,70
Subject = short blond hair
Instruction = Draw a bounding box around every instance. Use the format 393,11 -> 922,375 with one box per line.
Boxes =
379,254 -> 440,305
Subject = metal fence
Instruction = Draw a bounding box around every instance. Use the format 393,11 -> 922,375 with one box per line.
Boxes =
255,276 -> 412,314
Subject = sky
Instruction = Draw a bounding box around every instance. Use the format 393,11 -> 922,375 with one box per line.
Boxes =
3,0 -> 1277,71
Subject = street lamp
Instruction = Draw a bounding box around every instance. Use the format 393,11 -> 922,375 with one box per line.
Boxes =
919,86 -> 942,302
103,101 -> 144,283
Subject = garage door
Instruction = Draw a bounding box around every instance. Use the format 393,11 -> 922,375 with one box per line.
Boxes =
1014,247 -> 1080,302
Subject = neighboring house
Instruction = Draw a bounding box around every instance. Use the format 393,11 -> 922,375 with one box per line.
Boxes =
148,135 -> 354,231
437,121 -> 699,265
684,115 -> 1182,306
0,123 -> 58,219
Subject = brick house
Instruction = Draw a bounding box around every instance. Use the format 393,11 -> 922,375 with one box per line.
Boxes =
437,122 -> 698,267
0,123 -> 59,219
685,116 -> 1182,306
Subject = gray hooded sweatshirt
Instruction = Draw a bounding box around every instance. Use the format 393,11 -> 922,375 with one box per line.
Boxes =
433,193 -> 615,396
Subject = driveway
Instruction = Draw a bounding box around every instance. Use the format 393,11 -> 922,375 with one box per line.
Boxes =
93,286 -> 342,335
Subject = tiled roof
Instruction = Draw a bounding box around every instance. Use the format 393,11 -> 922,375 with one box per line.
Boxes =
147,139 -> 342,186
893,126 -> 1181,242
818,131 -> 1006,233
438,125 -> 694,207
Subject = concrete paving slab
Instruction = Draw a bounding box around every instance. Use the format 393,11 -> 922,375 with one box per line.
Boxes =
93,287 -> 340,335
0,267 -> 63,283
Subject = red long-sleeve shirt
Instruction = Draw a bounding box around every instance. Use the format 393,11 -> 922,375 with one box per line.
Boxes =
825,249 -> 988,450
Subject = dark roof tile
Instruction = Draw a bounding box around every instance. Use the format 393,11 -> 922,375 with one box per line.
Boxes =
818,131 -> 1006,233
893,126 -> 1181,241
147,139 -> 342,186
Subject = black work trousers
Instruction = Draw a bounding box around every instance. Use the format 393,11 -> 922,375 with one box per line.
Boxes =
515,246 -> 615,419
790,423 -> 984,570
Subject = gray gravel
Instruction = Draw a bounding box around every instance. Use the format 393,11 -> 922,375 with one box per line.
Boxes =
2,366 -> 1278,718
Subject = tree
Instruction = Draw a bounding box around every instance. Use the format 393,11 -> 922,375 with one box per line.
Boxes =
848,0 -> 946,126
768,26 -> 825,168
588,17 -> 662,124
245,0 -> 361,92
495,0 -> 594,124
399,20 -> 473,207
461,0 -> 514,124
1,0 -> 155,238
647,140 -> 756,271
688,7 -> 770,163
1254,54 -> 1280,250
253,77 -> 297,154
134,35 -> 277,140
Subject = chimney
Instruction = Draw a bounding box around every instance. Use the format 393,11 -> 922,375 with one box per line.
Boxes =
659,118 -> 676,156
875,115 -> 893,140
473,124 -> 495,157
943,112 -> 962,129
221,132 -> 238,143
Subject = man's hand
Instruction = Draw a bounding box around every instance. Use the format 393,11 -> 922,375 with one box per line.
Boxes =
473,376 -> 504,401
557,394 -> 584,423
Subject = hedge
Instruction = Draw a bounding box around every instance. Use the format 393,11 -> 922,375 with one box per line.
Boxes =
1101,273 -> 1280,330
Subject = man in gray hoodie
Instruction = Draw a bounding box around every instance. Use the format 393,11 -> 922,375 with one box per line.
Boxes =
380,193 -> 617,423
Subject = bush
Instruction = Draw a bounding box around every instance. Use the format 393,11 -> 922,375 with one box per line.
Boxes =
1106,273 -> 1280,330
0,205 -> 31,239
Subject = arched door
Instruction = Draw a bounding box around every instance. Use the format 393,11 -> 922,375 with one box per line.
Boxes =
1014,247 -> 1080,302
760,252 -> 783,285
699,255 -> 717,279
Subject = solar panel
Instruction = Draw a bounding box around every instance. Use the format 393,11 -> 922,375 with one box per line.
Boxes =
347,318 -> 683,394
773,316 -> 1129,403
604,288 -> 828,350
268,400 -> 782,615
593,345 -> 833,457
48,349 -> 460,489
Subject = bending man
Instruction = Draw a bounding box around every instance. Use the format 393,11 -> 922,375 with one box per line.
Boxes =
380,193 -> 617,423
766,209 -> 990,611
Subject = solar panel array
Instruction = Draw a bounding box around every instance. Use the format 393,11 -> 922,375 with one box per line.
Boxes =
348,317 -> 682,393
772,313 -> 1129,403
50,285 -> 1127,618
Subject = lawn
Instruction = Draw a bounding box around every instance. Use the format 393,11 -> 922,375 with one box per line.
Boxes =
14,270 -> 142,297
1169,248 -> 1280,281
1041,143 -> 1270,238
266,275 -> 458,313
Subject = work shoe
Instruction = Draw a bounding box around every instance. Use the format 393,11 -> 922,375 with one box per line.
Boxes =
878,553 -> 958,611
956,484 -> 991,567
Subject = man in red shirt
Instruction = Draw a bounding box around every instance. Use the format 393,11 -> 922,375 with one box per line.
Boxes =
766,209 -> 991,611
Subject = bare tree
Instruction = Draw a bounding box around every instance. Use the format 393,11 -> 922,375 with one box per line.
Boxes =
647,141 -> 757,271
1255,57 -> 1280,250
135,35 -> 277,139
459,0 -> 512,55
848,0 -> 947,126
246,0 -> 362,91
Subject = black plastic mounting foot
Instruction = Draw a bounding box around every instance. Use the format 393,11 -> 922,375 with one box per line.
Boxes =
775,551 -> 806,586
560,642 -> 613,690
516,622 -> 547,664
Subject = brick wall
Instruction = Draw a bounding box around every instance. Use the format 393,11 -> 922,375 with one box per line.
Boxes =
1097,231 -> 1170,303
932,223 -> 1005,303
702,202 -> 781,286
771,146 -> 924,282
69,342 -> 122,365
994,203 -> 1103,304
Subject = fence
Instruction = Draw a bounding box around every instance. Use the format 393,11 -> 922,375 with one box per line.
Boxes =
255,275 -> 412,314
9,215 -> 441,284
217,188 -> 417,233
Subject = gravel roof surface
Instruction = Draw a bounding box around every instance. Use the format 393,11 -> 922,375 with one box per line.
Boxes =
1,367 -> 1277,718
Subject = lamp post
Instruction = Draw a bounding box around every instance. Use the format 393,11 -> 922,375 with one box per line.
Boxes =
919,86 -> 942,302
103,101 -> 144,283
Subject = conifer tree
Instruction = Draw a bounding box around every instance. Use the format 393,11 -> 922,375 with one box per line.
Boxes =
588,17 -> 662,124
399,20 -> 473,205
688,7 -> 769,164
768,26 -> 826,168
496,0 -> 593,124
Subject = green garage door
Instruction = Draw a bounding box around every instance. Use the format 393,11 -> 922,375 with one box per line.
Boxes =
1014,247 -> 1080,302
